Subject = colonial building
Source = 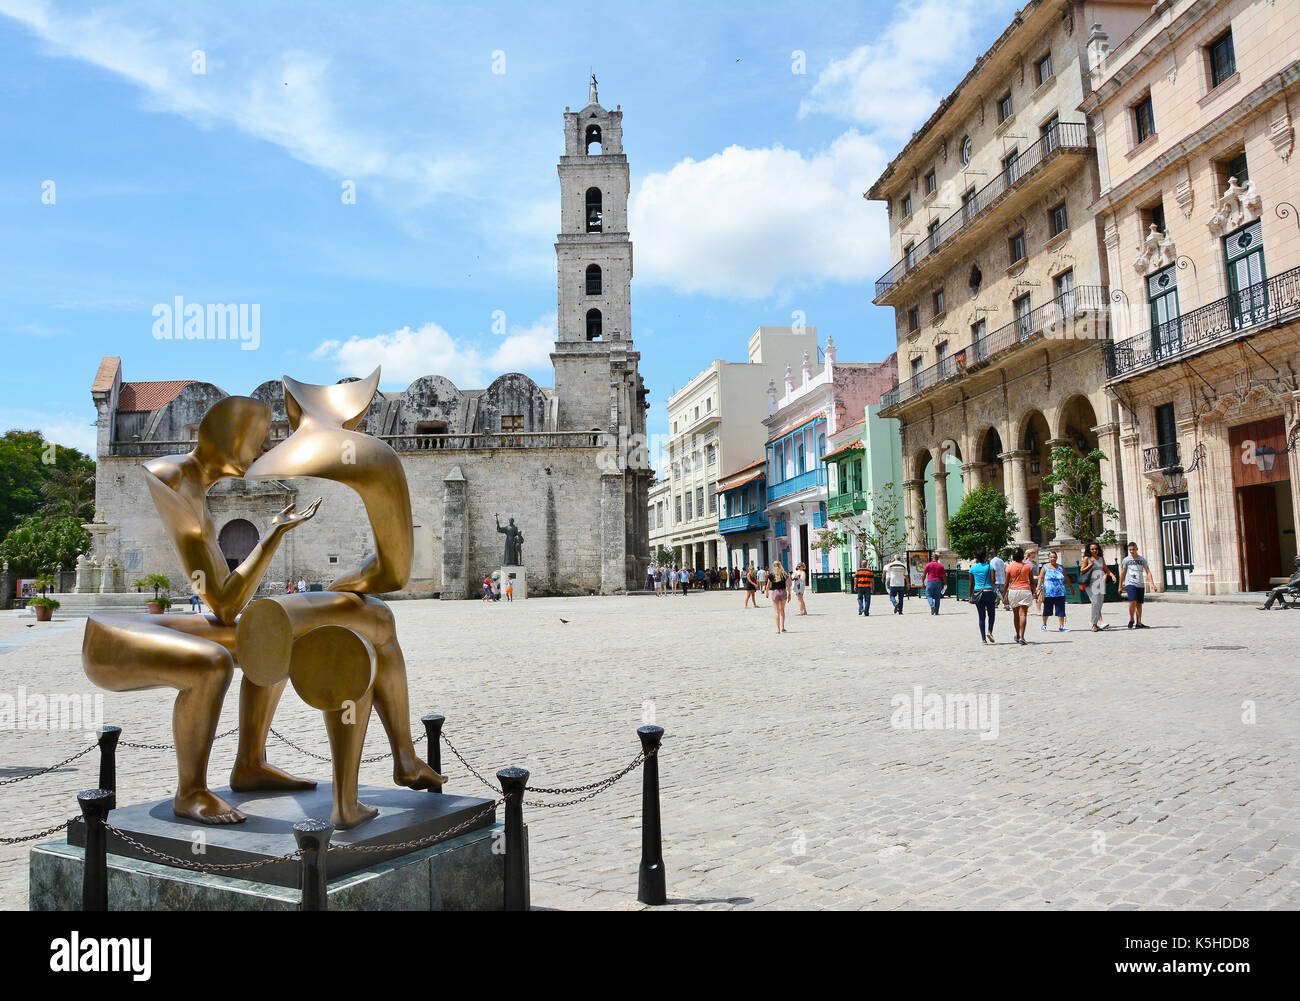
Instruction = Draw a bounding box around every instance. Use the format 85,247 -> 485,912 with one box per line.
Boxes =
762,342 -> 897,572
1083,0 -> 1300,593
87,82 -> 652,598
661,326 -> 819,570
717,458 -> 769,572
866,0 -> 1148,556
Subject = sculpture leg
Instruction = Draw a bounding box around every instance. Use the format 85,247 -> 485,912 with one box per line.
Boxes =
83,614 -> 245,824
372,638 -> 445,790
230,677 -> 317,792
322,688 -> 378,829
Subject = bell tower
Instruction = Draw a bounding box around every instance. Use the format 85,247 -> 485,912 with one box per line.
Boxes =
551,78 -> 650,591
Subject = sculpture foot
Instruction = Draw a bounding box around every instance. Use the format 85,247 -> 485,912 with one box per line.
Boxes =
229,761 -> 318,793
332,800 -> 379,830
174,790 -> 246,825
394,755 -> 446,791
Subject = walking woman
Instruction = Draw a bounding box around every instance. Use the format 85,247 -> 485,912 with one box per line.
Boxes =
769,560 -> 790,634
1024,546 -> 1043,618
923,553 -> 946,615
792,562 -> 809,615
1035,551 -> 1070,633
968,549 -> 997,644
744,564 -> 760,608
1080,542 -> 1117,631
1002,546 -> 1035,645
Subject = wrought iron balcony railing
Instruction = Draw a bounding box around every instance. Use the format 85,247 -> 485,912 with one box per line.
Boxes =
1143,442 -> 1181,472
880,285 -> 1109,410
1106,266 -> 1300,380
875,121 -> 1090,301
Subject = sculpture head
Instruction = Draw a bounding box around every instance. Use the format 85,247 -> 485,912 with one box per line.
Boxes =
193,396 -> 272,477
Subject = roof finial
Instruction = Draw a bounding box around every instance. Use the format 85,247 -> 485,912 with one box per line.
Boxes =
589,72 -> 598,106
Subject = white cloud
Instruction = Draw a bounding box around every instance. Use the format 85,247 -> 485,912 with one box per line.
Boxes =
797,0 -> 1012,139
312,315 -> 556,389
0,409 -> 98,456
630,131 -> 889,299
0,0 -> 475,202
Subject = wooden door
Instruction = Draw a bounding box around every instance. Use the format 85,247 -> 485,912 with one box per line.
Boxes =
1238,484 -> 1281,591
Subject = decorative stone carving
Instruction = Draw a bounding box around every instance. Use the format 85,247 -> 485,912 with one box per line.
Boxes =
1268,101 -> 1294,161
1173,161 -> 1195,218
1132,223 -> 1176,274
1165,51 -> 1177,85
1206,176 -> 1262,235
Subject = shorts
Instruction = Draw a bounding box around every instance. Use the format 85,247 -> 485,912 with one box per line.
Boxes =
1008,589 -> 1033,609
1042,595 -> 1066,618
1125,585 -> 1145,604
771,588 -> 788,601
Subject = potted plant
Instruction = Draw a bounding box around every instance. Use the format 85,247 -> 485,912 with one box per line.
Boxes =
29,572 -> 59,621
134,573 -> 173,614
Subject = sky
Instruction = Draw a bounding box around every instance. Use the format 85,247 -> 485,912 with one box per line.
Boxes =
0,0 -> 1021,460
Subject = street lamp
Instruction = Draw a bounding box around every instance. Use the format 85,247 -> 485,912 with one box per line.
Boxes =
1255,444 -> 1278,473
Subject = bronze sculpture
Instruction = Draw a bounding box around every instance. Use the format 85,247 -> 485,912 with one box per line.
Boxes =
82,369 -> 443,830
496,514 -> 524,566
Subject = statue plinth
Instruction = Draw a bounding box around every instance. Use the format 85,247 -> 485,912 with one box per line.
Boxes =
501,565 -> 527,600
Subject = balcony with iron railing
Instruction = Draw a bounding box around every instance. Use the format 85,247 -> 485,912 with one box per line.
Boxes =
828,491 -> 866,516
1106,266 -> 1300,381
875,121 -> 1091,303
766,467 -> 825,501
880,285 -> 1110,412
719,511 -> 769,534
1143,442 -> 1181,472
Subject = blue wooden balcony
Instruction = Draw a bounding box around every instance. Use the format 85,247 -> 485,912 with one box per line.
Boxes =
719,511 -> 769,535
766,468 -> 824,501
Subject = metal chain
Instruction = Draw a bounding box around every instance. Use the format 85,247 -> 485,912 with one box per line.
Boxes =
0,743 -> 96,786
0,819 -> 71,845
438,732 -> 506,793
120,727 -> 239,751
529,746 -> 656,795
268,727 -> 422,765
526,749 -> 651,808
333,800 -> 502,854
103,822 -> 304,873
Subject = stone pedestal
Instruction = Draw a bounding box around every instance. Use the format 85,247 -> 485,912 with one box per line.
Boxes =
30,783 -> 523,911
501,565 -> 527,599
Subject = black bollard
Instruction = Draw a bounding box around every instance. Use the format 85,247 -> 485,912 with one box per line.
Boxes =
292,819 -> 334,911
421,714 -> 445,793
96,726 -> 121,811
636,725 -> 667,905
496,767 -> 529,911
78,789 -> 113,911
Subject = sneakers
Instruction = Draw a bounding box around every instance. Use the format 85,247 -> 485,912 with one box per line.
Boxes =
1040,624 -> 1048,632
1059,627 -> 1069,632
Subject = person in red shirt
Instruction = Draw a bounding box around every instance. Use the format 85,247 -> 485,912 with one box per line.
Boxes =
923,553 -> 946,615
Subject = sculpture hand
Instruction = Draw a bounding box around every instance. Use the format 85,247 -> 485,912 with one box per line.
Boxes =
271,497 -> 323,532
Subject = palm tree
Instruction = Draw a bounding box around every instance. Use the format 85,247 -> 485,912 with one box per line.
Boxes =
40,464 -> 95,522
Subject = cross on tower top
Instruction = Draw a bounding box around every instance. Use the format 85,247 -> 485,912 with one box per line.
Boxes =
589,73 -> 598,106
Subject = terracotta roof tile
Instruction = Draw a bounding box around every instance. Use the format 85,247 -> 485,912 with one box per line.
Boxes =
118,380 -> 195,412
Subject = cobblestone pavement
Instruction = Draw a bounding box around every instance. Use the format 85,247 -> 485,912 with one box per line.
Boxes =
2,589 -> 1297,910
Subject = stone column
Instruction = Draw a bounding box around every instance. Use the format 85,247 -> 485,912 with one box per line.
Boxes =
932,466 -> 951,553
1001,451 -> 1032,546
440,466 -> 469,599
902,478 -> 924,548
600,472 -> 626,593
1093,421 -> 1127,551
0,561 -> 11,611
1045,438 -> 1079,552
961,462 -> 983,493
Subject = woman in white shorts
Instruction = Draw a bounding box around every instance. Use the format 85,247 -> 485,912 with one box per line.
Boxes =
1002,546 -> 1036,645
792,562 -> 808,615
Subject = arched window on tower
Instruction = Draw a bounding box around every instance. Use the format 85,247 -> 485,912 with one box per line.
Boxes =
586,308 -> 603,340
586,264 -> 602,295
585,124 -> 602,154
586,188 -> 603,233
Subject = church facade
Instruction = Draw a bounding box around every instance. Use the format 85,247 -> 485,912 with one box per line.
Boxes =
88,84 -> 651,598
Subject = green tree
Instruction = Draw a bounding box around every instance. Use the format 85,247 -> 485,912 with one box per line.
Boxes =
40,461 -> 96,522
0,429 -> 96,540
0,515 -> 93,576
946,486 -> 1020,560
653,545 -> 676,566
1037,446 -> 1120,550
858,482 -> 906,569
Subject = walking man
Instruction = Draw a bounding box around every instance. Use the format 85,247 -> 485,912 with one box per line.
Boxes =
854,559 -> 875,616
883,553 -> 907,614
1121,541 -> 1157,628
